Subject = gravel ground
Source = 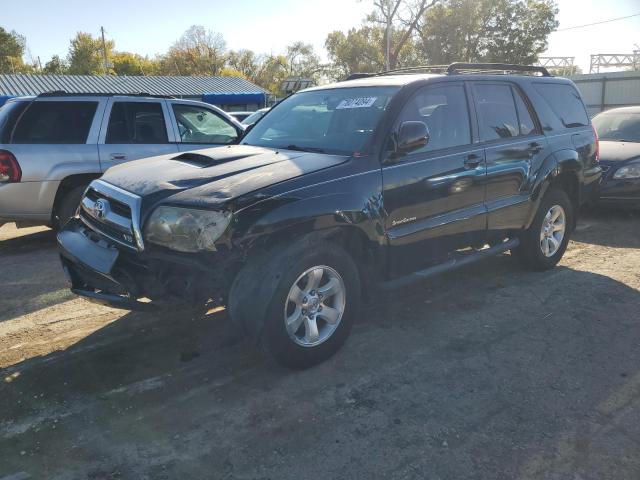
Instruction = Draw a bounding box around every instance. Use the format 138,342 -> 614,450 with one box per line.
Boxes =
0,209 -> 639,480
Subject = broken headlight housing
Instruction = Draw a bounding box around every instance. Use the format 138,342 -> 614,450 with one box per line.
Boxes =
144,206 -> 232,253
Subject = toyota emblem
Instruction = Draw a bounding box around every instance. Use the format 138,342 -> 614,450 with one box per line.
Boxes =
93,199 -> 109,219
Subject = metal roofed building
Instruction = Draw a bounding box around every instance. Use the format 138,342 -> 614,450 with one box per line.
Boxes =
0,74 -> 267,111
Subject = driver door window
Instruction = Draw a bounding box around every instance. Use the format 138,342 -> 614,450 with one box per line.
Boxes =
172,104 -> 238,145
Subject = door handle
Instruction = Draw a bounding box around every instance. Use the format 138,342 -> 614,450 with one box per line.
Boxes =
110,153 -> 127,160
527,142 -> 542,155
464,154 -> 482,168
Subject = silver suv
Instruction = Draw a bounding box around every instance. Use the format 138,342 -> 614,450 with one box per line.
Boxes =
0,93 -> 243,229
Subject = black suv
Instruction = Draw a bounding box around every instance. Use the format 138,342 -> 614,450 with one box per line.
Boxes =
58,63 -> 602,368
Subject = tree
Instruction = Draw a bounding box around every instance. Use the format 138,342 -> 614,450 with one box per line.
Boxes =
285,41 -> 322,79
67,32 -> 114,74
252,54 -> 289,95
325,27 -> 385,78
325,24 -> 420,78
227,49 -> 260,78
42,55 -> 68,74
159,25 -> 226,75
367,0 -> 440,70
417,0 -> 558,65
111,51 -> 158,76
0,26 -> 28,73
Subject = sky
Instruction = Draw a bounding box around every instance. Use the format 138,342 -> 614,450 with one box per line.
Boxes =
1,0 -> 639,73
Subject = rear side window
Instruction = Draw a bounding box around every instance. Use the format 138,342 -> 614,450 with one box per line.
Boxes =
11,101 -> 97,144
473,84 -> 520,141
397,83 -> 471,153
106,102 -> 168,144
0,101 -> 29,143
533,83 -> 589,128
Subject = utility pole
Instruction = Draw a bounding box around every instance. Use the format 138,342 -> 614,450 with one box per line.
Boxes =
100,26 -> 109,74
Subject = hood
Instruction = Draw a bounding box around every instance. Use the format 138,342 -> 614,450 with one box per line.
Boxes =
598,141 -> 640,166
101,145 -> 349,207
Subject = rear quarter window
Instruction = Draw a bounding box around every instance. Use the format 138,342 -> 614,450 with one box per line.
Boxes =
0,100 -> 29,144
11,101 -> 98,144
533,83 -> 589,129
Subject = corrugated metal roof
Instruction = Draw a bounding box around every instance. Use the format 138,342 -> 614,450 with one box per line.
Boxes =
0,74 -> 266,97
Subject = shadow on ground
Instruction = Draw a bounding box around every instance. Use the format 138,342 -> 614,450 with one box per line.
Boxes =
1,257 -> 639,479
575,207 -> 640,248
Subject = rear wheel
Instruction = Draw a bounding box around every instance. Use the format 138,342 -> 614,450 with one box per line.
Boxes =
513,188 -> 573,271
55,186 -> 86,229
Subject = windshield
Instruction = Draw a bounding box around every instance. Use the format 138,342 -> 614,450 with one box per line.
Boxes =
241,87 -> 399,155
592,112 -> 640,142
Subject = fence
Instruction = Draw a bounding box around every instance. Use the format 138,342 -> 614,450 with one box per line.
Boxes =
569,71 -> 640,116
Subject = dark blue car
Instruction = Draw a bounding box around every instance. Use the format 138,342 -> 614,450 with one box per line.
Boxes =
592,106 -> 640,209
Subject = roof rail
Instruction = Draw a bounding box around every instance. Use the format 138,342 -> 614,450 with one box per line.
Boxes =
446,62 -> 551,77
344,62 -> 551,81
37,91 -> 176,99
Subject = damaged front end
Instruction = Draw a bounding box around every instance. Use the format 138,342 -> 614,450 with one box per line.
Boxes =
58,180 -> 239,311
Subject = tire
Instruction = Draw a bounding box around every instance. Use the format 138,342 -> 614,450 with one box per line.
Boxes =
513,188 -> 573,271
230,240 -> 361,369
55,186 -> 86,229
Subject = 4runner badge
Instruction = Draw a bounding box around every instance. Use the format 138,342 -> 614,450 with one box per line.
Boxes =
391,216 -> 416,227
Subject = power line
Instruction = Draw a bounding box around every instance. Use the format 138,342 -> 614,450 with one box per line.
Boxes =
556,12 -> 640,32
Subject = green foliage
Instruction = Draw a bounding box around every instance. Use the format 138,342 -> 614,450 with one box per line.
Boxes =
111,52 -> 158,76
325,27 -> 385,78
42,55 -> 68,74
67,32 -> 114,75
0,26 -> 28,73
417,0 -> 559,64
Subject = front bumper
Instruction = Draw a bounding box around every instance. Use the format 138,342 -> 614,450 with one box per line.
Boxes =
58,221 -> 157,311
58,218 -> 237,311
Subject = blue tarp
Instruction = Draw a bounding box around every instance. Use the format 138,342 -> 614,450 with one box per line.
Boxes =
202,92 -> 266,106
0,96 -> 14,107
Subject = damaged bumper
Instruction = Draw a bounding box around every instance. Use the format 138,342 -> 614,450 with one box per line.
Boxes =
58,218 -> 237,311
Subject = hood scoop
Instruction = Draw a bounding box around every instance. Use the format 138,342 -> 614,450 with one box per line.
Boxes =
171,151 -> 260,167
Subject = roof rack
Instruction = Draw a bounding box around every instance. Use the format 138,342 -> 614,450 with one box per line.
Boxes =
447,62 -> 551,76
37,90 -> 176,99
345,62 -> 551,81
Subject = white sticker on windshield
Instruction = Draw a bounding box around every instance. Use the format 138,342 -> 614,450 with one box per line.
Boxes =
336,97 -> 378,109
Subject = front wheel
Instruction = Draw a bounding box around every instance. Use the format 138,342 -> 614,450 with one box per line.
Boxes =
239,242 -> 361,369
512,188 -> 573,271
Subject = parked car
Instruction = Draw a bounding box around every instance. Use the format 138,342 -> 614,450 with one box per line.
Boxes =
591,106 -> 640,208
58,63 -> 601,368
0,93 -> 243,229
228,111 -> 255,122
241,107 -> 270,126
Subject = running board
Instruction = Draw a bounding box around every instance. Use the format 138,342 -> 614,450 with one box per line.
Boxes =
378,238 -> 520,291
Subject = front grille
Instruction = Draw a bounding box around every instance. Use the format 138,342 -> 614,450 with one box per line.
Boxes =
78,181 -> 142,250
85,189 -> 131,217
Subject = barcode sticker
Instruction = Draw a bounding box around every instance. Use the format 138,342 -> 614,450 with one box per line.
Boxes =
336,97 -> 378,109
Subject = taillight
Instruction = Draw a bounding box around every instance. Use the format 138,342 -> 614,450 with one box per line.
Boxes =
0,150 -> 21,183
592,124 -> 600,163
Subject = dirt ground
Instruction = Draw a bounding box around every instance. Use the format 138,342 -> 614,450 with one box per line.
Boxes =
0,209 -> 639,480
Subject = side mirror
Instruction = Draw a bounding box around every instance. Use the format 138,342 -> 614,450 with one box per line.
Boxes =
397,121 -> 430,156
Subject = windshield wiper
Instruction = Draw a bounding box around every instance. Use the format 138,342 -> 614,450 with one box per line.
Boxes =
283,144 -> 326,153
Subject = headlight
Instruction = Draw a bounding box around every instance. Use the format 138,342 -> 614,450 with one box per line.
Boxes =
613,164 -> 640,179
144,206 -> 232,252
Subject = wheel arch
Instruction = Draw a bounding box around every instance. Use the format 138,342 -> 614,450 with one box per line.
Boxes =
51,173 -> 101,225
525,149 -> 581,230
